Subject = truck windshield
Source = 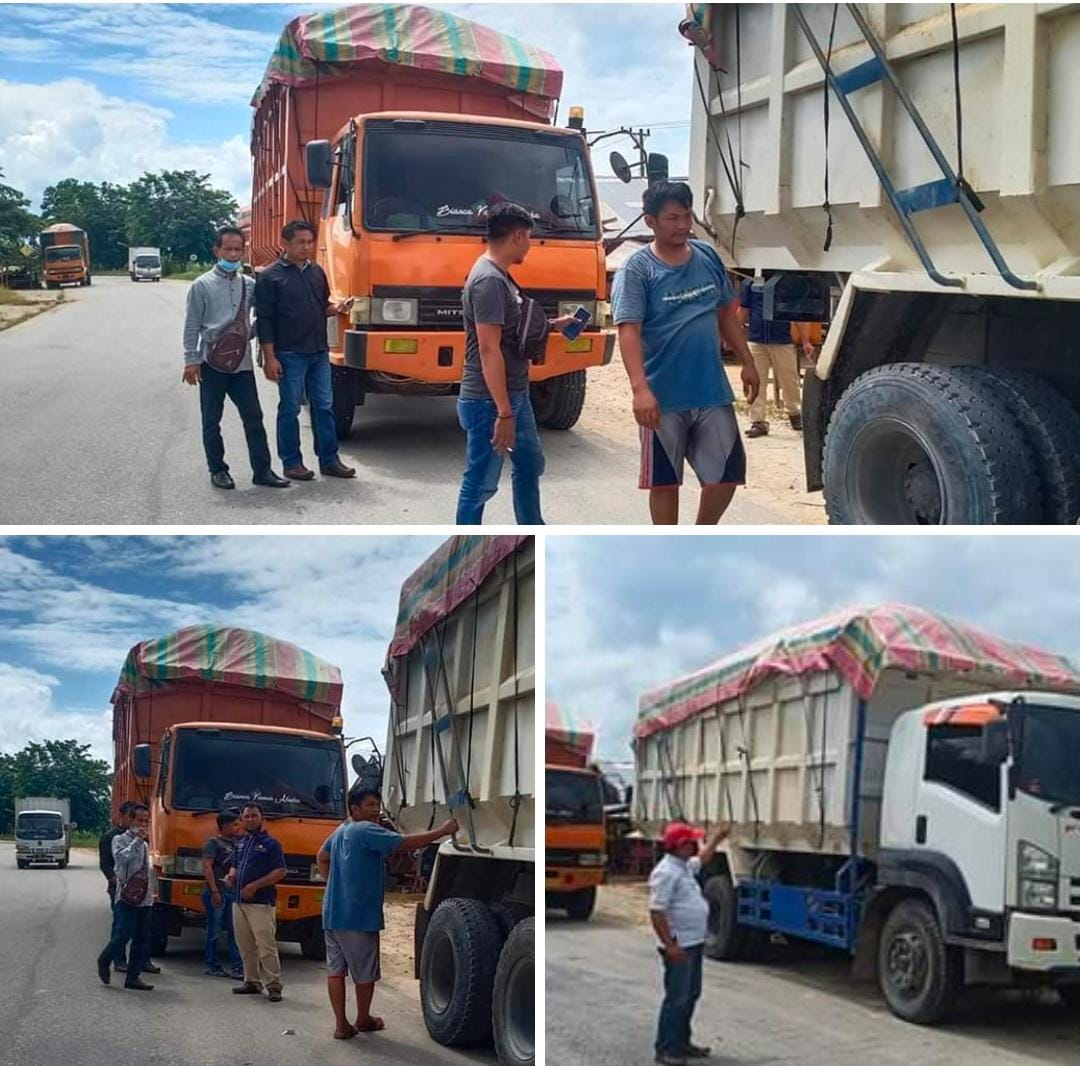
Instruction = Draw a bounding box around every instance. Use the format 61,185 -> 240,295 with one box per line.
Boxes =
135,257 -> 160,268
363,126 -> 598,239
1015,705 -> 1080,809
45,247 -> 81,261
16,813 -> 63,839
546,769 -> 604,825
172,730 -> 346,818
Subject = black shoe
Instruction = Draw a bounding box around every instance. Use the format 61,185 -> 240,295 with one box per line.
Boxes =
789,412 -> 803,432
124,979 -> 154,991
687,1045 -> 713,1059
114,962 -> 127,973
253,470 -> 290,488
97,958 -> 110,985
142,963 -> 161,975
232,982 -> 263,995
211,471 -> 236,490
267,988 -> 282,1002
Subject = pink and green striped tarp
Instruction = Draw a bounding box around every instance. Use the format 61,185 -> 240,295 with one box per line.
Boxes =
113,625 -> 343,711
636,604 -> 1080,739
253,4 -> 563,117
546,701 -> 596,761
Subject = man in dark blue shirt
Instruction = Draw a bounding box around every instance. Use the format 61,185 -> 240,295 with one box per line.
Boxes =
226,803 -> 287,1001
740,275 -> 803,438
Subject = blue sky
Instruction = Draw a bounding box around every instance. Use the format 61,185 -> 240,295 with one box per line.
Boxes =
0,2 -> 692,210
547,535 -> 1080,766
0,535 -> 443,761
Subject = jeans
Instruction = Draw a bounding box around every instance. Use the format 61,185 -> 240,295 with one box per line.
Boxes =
198,365 -> 273,477
203,888 -> 242,972
98,902 -> 150,981
276,350 -> 338,468
105,890 -> 128,966
655,944 -> 704,1056
456,391 -> 545,525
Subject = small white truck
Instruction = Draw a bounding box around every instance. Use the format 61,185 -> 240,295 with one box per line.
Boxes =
375,535 -> 535,1066
128,247 -> 162,282
635,604 -> 1080,1022
14,797 -> 73,868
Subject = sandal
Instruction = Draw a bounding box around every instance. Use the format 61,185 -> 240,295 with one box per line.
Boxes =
356,1017 -> 385,1032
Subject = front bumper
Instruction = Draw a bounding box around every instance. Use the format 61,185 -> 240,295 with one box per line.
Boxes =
1007,911 -> 1080,971
545,866 -> 605,893
16,846 -> 65,861
338,329 -> 614,382
155,876 -> 324,921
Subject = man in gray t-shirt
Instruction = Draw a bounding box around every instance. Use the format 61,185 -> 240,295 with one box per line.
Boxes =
456,202 -> 575,526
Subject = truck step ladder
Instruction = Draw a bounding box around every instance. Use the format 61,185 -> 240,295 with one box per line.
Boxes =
421,632 -> 490,855
792,3 -> 1037,291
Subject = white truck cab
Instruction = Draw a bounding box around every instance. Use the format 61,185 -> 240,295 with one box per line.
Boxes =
129,247 -> 162,282
14,804 -> 72,869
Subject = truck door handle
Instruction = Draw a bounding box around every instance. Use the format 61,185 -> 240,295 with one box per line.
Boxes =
915,815 -> 927,844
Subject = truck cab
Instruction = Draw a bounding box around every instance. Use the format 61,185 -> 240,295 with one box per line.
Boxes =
14,809 -> 70,869
545,763 -> 606,921
136,721 -> 347,958
306,111 -> 614,439
129,249 -> 162,282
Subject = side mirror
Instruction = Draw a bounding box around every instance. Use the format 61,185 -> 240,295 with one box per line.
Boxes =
306,139 -> 334,189
979,719 -> 1010,766
646,153 -> 670,185
69,821 -> 78,830
351,753 -> 368,776
133,743 -> 152,780
610,151 -> 633,184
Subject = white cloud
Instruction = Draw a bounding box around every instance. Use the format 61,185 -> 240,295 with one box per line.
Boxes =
0,662 -> 113,762
0,79 -> 252,208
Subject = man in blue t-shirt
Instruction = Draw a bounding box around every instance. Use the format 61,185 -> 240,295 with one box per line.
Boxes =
316,787 -> 458,1040
740,275 -> 804,439
612,181 -> 760,525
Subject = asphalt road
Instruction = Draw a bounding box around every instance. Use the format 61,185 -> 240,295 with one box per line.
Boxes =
546,905 -> 1080,1066
0,278 -> 790,525
0,844 -> 492,1066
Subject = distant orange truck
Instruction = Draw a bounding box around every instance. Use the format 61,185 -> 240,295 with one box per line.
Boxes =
249,4 -> 614,441
39,223 -> 90,288
110,625 -> 347,959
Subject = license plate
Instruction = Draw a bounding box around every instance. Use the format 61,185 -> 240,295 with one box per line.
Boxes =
565,338 -> 593,354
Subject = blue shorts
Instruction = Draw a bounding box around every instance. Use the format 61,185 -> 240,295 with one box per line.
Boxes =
640,405 -> 746,489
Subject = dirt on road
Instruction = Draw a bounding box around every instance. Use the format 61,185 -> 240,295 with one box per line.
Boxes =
0,287 -> 64,331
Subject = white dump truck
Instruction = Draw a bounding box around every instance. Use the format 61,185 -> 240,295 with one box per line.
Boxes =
634,604 -> 1080,1022
375,535 -> 534,1066
14,797 -> 73,868
128,246 -> 162,282
684,3 -> 1080,524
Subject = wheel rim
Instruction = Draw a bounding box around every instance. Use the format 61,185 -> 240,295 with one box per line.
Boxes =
502,954 -> 534,1060
426,929 -> 456,1016
885,929 -> 929,1001
847,419 -> 946,524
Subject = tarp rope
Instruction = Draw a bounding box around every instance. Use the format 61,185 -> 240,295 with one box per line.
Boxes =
822,4 -> 839,252
508,550 -> 523,847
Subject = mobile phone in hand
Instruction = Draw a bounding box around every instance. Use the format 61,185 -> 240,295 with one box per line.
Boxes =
561,306 -> 592,341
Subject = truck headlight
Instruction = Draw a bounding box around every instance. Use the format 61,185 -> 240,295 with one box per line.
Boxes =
577,852 -> 606,866
310,864 -> 326,883
15,843 -> 28,852
349,297 -> 371,325
1019,841 -> 1058,909
373,298 -> 418,326
558,300 -> 597,322
175,855 -> 204,877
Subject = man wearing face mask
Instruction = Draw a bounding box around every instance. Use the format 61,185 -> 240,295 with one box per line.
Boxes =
181,226 -> 290,491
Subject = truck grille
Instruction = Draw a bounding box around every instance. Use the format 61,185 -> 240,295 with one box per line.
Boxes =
371,287 -> 594,332
546,849 -> 591,867
282,854 -> 318,884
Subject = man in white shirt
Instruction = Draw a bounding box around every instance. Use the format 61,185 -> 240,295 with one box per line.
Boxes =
648,821 -> 729,1065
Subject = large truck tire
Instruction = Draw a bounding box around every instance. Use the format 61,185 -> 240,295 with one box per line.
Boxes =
16,860 -> 27,870
530,370 -> 586,430
489,901 -> 523,939
57,859 -> 67,870
1058,985 -> 1080,1009
822,362 -> 1041,525
564,887 -> 596,922
299,917 -> 327,960
949,366 -> 1080,524
493,917 -> 534,1066
420,897 -> 502,1047
331,365 -> 359,440
703,874 -> 766,961
149,905 -> 171,957
877,898 -> 962,1024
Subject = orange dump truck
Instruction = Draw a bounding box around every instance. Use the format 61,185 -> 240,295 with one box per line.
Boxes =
249,3 -> 614,441
39,223 -> 90,288
545,702 -> 605,921
110,625 -> 347,959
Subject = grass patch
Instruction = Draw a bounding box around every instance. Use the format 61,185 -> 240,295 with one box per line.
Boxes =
0,288 -> 28,306
71,830 -> 101,848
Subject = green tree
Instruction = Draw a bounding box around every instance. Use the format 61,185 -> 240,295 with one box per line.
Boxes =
0,169 -> 39,259
125,170 -> 238,268
39,179 -> 129,270
2,739 -> 112,834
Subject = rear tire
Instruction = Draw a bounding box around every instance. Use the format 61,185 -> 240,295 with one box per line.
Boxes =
493,917 -> 534,1066
420,898 -> 502,1046
822,362 -> 1041,524
564,887 -> 596,922
530,370 -> 586,430
877,898 -> 961,1024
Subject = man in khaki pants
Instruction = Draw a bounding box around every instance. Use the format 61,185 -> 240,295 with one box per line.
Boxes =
226,803 -> 287,1001
739,276 -> 803,438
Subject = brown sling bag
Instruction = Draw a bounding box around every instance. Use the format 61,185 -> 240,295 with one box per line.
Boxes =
206,278 -> 250,373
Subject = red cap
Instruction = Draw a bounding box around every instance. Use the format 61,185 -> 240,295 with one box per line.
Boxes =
661,822 -> 705,850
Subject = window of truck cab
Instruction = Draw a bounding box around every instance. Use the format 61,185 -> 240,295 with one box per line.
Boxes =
45,247 -> 81,261
362,122 -> 598,239
546,768 -> 604,824
170,728 -> 346,819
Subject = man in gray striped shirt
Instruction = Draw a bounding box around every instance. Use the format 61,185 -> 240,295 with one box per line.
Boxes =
181,226 -> 289,491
